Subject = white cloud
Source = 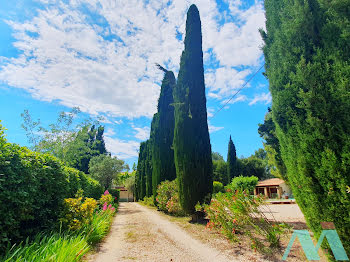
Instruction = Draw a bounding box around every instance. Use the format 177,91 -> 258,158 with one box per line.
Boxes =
249,92 -> 272,106
104,128 -> 115,137
208,123 -> 224,133
114,119 -> 123,125
104,135 -> 140,159
0,0 -> 266,118
133,126 -> 151,141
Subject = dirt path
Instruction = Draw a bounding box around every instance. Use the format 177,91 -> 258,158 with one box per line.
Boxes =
88,202 -> 237,262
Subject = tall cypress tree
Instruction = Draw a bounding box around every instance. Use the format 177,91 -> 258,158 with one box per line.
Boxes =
151,67 -> 177,201
262,0 -> 350,254
173,4 -> 213,214
144,140 -> 153,197
136,141 -> 147,200
227,136 -> 237,184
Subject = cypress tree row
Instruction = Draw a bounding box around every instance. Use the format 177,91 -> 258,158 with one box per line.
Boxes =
262,0 -> 350,254
227,136 -> 237,184
136,141 -> 147,200
173,4 -> 213,214
151,68 -> 177,201
144,139 -> 153,197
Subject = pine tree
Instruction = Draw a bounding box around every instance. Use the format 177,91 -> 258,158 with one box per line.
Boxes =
92,126 -> 107,155
227,136 -> 237,184
173,4 -> 213,214
151,67 -> 177,201
262,0 -> 350,254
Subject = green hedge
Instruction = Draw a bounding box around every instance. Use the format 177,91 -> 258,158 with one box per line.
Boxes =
225,176 -> 258,193
109,189 -> 120,202
0,123 -> 103,250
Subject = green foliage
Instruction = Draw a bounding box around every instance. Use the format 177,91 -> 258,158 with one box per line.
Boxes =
226,176 -> 258,193
124,174 -> 135,196
204,190 -> 286,252
151,70 -> 177,202
258,109 -> 287,181
60,197 -> 97,231
65,125 -> 108,174
135,140 -> 153,200
238,156 -> 270,180
227,136 -> 237,183
0,126 -> 102,251
1,199 -> 116,261
0,233 -> 90,262
79,209 -> 115,246
262,0 -> 350,254
140,196 -> 155,207
21,108 -> 108,174
212,160 -> 228,185
213,181 -> 224,194
156,180 -> 184,216
212,152 -> 224,161
173,4 -> 213,214
89,154 -> 127,190
109,189 -> 120,202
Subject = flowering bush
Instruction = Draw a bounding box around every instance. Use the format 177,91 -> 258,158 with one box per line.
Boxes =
156,180 -> 184,215
61,197 -> 97,230
99,191 -> 113,206
204,190 -> 287,252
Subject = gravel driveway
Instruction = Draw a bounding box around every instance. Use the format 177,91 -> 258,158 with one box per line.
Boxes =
88,202 -> 236,262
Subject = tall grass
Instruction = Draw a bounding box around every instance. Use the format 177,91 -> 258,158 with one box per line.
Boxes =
79,209 -> 115,246
1,209 -> 116,262
1,233 -> 89,262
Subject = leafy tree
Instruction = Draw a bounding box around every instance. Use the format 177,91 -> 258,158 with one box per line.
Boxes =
262,0 -> 350,254
237,156 -> 270,180
65,125 -> 107,174
151,67 -> 176,200
212,152 -> 224,161
212,160 -> 228,185
21,108 -> 108,174
88,154 -> 127,190
227,136 -> 237,183
258,108 -> 287,181
173,4 -> 213,213
124,172 -> 136,196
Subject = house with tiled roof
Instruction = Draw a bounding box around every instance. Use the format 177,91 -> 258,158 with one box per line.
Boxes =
254,178 -> 292,199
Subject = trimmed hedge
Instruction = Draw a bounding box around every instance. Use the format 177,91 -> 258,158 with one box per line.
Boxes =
0,123 -> 103,250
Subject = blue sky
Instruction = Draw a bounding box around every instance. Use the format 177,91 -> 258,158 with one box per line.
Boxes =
0,0 -> 271,167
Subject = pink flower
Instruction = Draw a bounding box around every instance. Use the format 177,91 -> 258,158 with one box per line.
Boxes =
103,202 -> 107,211
108,204 -> 112,209
111,207 -> 115,212
104,190 -> 110,195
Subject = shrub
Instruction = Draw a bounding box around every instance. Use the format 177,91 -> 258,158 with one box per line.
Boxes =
141,196 -> 155,207
204,190 -> 287,252
225,176 -> 258,193
109,189 -> 120,203
0,123 -> 103,250
213,181 -> 224,194
156,180 -> 184,215
156,180 -> 177,212
60,197 -> 97,231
